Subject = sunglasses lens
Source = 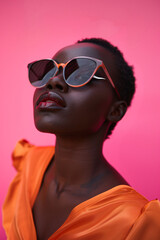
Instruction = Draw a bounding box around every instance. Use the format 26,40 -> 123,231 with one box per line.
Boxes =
64,58 -> 96,86
28,60 -> 57,87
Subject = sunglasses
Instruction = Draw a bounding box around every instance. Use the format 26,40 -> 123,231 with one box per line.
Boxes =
27,56 -> 120,98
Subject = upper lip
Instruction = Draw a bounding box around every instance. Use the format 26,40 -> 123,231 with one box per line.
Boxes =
36,92 -> 66,107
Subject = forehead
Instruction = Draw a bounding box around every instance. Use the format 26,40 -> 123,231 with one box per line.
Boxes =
53,43 -> 112,61
53,43 -> 118,79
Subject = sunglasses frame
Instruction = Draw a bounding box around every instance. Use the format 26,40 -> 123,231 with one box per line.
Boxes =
28,56 -> 120,98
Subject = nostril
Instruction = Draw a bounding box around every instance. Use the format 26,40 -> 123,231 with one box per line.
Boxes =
47,83 -> 64,91
46,75 -> 68,92
56,84 -> 63,91
47,84 -> 52,90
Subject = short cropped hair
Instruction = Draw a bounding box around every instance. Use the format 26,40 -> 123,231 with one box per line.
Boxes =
77,38 -> 136,138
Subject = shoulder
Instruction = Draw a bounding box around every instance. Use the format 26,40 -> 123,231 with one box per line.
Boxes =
12,139 -> 54,172
126,199 -> 160,239
97,185 -> 149,220
108,186 -> 160,239
11,139 -> 34,172
2,139 -> 55,237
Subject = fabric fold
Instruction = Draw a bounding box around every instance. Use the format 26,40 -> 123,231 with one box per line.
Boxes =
3,140 -> 160,240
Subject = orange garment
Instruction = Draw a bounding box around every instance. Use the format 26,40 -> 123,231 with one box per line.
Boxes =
2,140 -> 160,240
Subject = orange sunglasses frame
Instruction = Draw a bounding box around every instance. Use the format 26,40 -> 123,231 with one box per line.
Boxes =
28,56 -> 120,98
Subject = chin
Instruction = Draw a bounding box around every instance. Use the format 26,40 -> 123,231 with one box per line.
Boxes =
34,118 -> 55,134
34,119 -> 68,135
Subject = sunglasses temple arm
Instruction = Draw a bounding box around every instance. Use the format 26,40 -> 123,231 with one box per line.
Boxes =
102,66 -> 121,99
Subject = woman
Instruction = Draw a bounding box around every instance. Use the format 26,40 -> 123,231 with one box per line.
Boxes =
3,38 -> 160,239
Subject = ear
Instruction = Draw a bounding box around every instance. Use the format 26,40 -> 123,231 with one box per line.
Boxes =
107,101 -> 127,123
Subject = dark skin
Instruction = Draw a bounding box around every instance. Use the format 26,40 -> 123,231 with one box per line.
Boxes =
32,43 -> 128,240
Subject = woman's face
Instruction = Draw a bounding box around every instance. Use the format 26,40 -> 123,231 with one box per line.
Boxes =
33,42 -> 118,136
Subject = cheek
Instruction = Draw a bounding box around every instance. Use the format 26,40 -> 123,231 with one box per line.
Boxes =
67,92 -> 112,133
81,104 -> 106,131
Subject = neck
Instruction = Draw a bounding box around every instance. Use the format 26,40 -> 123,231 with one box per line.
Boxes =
52,132 -> 108,192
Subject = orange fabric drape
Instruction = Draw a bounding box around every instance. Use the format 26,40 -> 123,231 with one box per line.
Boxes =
2,140 -> 160,240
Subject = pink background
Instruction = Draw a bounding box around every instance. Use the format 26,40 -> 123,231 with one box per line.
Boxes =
1,0 -> 160,238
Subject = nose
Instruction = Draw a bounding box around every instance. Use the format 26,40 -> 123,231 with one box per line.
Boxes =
46,74 -> 68,92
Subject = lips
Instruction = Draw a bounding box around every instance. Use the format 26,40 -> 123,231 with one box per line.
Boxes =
36,92 -> 66,110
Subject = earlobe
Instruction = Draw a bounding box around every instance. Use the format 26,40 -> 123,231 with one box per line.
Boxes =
107,101 -> 127,123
